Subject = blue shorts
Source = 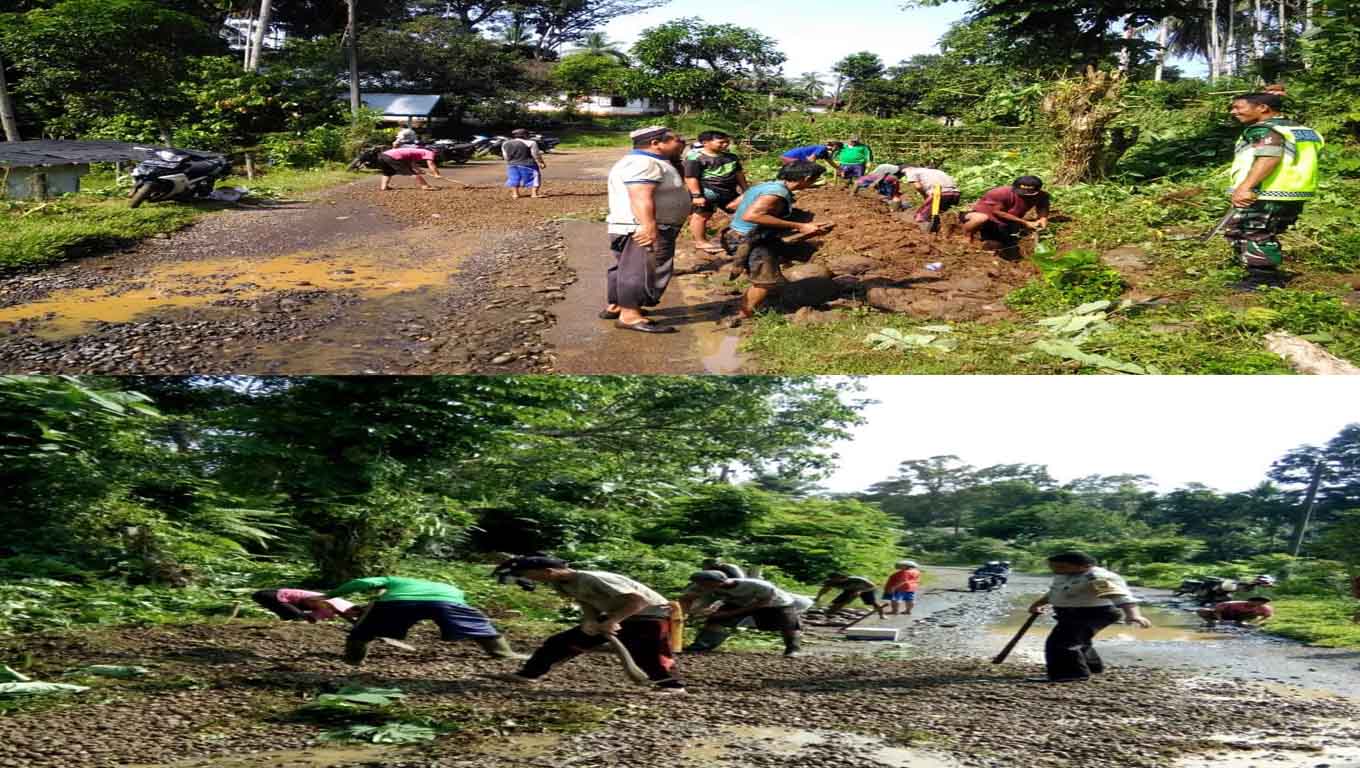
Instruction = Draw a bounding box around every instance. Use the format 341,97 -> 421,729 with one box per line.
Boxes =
350,601 -> 499,642
506,165 -> 540,188
887,591 -> 916,602
840,163 -> 865,179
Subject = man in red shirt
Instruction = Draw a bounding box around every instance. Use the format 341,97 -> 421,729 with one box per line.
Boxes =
883,560 -> 922,616
1198,596 -> 1274,626
960,176 -> 1050,252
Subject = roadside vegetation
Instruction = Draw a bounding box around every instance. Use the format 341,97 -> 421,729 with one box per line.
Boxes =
2,376 -> 1356,652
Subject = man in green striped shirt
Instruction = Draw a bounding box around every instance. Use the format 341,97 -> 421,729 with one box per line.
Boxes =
326,576 -> 525,665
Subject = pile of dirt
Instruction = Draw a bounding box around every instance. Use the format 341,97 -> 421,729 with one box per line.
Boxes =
790,187 -> 1038,321
361,180 -> 607,232
2,622 -> 1356,768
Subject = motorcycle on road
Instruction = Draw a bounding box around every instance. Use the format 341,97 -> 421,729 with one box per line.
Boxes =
128,148 -> 232,208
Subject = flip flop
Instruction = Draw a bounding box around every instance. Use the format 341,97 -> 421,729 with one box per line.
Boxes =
695,243 -> 724,254
614,320 -> 676,334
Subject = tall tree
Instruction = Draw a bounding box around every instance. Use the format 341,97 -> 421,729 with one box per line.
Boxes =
0,45 -> 19,141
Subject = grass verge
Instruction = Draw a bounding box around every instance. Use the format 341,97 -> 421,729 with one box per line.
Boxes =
0,164 -> 356,270
1261,597 -> 1360,648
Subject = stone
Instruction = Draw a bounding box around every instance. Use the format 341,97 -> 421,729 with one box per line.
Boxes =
822,254 -> 879,276
781,262 -> 834,281
780,277 -> 842,309
1102,245 -> 1152,273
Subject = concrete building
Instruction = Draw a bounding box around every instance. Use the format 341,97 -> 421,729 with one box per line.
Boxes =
526,94 -> 667,116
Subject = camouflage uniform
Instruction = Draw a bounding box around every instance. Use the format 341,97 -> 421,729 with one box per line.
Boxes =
1224,118 -> 1309,269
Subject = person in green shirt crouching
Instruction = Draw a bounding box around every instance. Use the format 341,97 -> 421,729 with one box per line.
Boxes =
325,576 -> 527,665
1224,91 -> 1323,280
834,137 -> 873,188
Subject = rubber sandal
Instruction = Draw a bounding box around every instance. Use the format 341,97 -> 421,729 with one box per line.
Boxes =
614,320 -> 676,334
598,309 -> 621,320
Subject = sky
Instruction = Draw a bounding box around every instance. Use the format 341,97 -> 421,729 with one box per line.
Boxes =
818,377 -> 1357,495
604,0 -> 969,81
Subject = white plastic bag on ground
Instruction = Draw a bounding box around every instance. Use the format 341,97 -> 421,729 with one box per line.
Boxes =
0,681 -> 90,697
210,187 -> 248,202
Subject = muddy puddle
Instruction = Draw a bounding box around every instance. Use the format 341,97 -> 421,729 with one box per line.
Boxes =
990,594 -> 1227,647
0,239 -> 461,341
678,725 -> 962,767
1174,719 -> 1360,768
125,744 -> 409,768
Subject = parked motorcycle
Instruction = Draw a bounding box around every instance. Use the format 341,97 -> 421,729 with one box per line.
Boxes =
428,139 -> 476,165
128,148 -> 232,208
1175,576 -> 1238,606
968,570 -> 1005,592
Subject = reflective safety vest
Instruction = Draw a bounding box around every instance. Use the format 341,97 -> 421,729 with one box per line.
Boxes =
1229,120 -> 1324,201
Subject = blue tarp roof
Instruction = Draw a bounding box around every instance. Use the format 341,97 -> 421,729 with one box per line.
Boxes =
358,93 -> 442,117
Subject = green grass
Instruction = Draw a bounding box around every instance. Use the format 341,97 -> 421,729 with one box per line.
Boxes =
0,164 -> 356,270
1262,597 -> 1360,648
747,156 -> 1360,374
554,128 -> 630,150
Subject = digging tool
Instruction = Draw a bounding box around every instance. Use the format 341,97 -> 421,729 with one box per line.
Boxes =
1199,207 -> 1238,241
837,602 -> 887,633
781,222 -> 836,245
992,613 -> 1040,664
929,183 -> 942,234
602,632 -> 653,685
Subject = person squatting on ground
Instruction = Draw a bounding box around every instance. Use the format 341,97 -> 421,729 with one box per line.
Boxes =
835,137 -> 873,186
780,141 -> 843,173
393,122 -> 419,148
1027,552 -> 1150,683
883,561 -> 922,616
377,146 -> 441,191
684,131 -> 749,254
600,126 -> 691,334
902,167 -> 961,232
853,167 -> 907,208
490,555 -> 686,694
815,573 -> 885,618
323,576 -> 524,664
502,128 -> 547,200
684,571 -> 805,657
1224,92 -> 1323,273
960,176 -> 1050,255
721,161 -> 828,327
1198,597 -> 1274,627
251,588 -> 356,623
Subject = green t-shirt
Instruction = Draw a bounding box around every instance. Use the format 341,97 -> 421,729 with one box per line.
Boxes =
326,576 -> 466,605
836,144 -> 872,166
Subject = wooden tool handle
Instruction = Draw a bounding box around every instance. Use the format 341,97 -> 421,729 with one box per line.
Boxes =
992,612 -> 1040,664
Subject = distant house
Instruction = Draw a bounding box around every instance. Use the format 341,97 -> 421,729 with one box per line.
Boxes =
0,140 -> 169,200
349,93 -> 445,127
527,93 -> 667,116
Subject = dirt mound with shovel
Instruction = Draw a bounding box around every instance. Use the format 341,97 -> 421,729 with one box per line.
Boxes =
790,186 -> 1038,321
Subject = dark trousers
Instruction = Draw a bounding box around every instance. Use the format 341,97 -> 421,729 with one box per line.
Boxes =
252,589 -> 307,621
519,618 -> 683,688
606,227 -> 679,308
1045,606 -> 1121,680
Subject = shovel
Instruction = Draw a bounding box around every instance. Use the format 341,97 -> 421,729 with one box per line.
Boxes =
1198,207 -> 1238,241
782,222 -> 836,245
346,595 -> 418,651
929,184 -> 942,234
992,613 -> 1039,664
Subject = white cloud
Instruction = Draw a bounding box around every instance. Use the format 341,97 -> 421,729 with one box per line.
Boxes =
821,376 -> 1357,494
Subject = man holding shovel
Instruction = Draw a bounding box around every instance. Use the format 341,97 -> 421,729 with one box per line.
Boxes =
683,571 -> 805,657
1025,552 -> 1150,683
815,573 -> 885,618
324,575 -> 524,665
721,161 -> 833,328
490,555 -> 686,694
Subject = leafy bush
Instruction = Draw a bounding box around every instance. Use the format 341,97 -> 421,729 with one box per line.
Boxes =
1258,289 -> 1360,335
260,126 -> 347,169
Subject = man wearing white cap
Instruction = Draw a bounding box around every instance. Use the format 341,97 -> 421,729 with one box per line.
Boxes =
600,126 -> 690,333
884,560 -> 922,616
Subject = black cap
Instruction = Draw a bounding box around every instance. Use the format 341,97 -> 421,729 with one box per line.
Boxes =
1013,175 -> 1044,195
492,553 -> 568,578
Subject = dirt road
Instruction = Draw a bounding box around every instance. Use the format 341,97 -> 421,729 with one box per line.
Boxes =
0,149 -> 747,374
2,568 -> 1358,768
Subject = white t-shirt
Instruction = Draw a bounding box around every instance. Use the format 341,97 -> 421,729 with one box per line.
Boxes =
1047,567 -> 1136,608
607,150 -> 691,235
904,167 -> 959,193
553,570 -> 671,620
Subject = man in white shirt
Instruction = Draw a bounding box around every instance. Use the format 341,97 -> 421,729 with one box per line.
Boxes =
601,126 -> 690,334
683,571 -> 804,657
1027,551 -> 1150,683
491,554 -> 685,693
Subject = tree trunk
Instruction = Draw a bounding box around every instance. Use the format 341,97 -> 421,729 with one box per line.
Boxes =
1209,0 -> 1221,81
1254,0 -> 1265,58
1154,19 -> 1169,81
1226,0 -> 1237,76
1289,459 -> 1324,556
345,0 -> 361,116
1045,67 -> 1128,184
1278,0 -> 1287,57
1118,18 -> 1135,72
1305,0 -> 1315,32
246,0 -> 272,72
0,49 -> 19,142
242,12 -> 254,69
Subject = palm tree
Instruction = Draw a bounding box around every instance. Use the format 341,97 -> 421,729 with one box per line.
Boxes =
795,71 -> 828,101
572,32 -> 628,64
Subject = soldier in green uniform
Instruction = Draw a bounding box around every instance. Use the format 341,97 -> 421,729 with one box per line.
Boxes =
1224,92 -> 1323,275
